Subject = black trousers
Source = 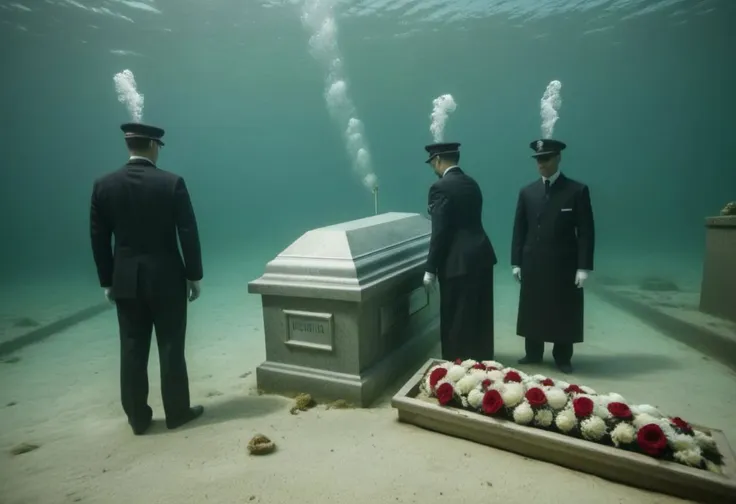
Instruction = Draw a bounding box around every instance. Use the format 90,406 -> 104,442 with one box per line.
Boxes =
116,290 -> 191,428
524,339 -> 574,365
439,268 -> 494,362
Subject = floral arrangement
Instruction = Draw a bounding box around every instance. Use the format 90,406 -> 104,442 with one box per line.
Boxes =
420,359 -> 724,473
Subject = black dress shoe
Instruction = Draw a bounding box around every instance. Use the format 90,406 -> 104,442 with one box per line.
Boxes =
517,356 -> 542,365
166,405 -> 204,430
556,363 -> 574,374
130,417 -> 153,435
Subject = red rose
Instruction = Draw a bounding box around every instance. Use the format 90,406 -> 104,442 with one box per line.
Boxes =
565,384 -> 584,394
504,371 -> 522,383
670,417 -> 693,434
637,424 -> 668,457
572,396 -> 594,418
607,402 -> 633,420
486,366 -> 498,371
436,383 -> 455,405
525,387 -> 547,408
482,389 -> 504,415
429,368 -> 448,389
541,378 -> 555,387
481,379 -> 492,390
454,359 -> 463,364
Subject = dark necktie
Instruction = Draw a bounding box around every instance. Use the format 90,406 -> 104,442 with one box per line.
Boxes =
544,179 -> 551,200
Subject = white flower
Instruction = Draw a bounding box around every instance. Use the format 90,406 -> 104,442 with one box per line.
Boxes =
632,413 -> 659,429
606,392 -> 626,403
632,404 -> 663,418
580,416 -> 607,441
592,399 -> 612,420
693,430 -> 718,452
501,383 -> 524,408
467,389 -> 484,409
469,368 -> 487,379
521,375 -> 537,386
459,395 -> 469,408
610,422 -> 636,446
513,401 -> 534,425
660,422 -> 677,439
669,433 -> 697,452
545,388 -> 568,410
447,365 -> 467,383
556,380 -> 571,390
705,460 -> 722,474
460,359 -> 478,369
456,373 -> 482,395
673,448 -> 703,467
534,408 -> 554,427
555,409 -> 577,433
489,380 -> 505,393
594,395 -> 612,407
481,360 -> 504,370
486,370 -> 504,382
531,374 -> 548,383
580,385 -> 597,395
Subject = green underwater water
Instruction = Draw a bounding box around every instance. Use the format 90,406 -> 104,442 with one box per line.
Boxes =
0,0 -> 733,288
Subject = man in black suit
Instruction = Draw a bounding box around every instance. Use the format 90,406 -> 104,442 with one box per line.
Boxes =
90,122 -> 204,434
423,142 -> 498,362
511,139 -> 595,374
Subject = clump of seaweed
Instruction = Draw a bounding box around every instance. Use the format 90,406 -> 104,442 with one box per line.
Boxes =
247,434 -> 275,455
639,277 -> 679,292
326,399 -> 353,410
721,201 -> 736,216
289,393 -> 316,415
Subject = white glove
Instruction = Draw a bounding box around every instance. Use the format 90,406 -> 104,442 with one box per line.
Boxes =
575,270 -> 588,288
512,267 -> 521,283
103,288 -> 114,304
422,272 -> 436,292
187,280 -> 201,302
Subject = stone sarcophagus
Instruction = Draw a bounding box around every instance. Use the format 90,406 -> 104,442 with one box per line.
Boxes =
247,212 -> 440,407
699,215 -> 736,322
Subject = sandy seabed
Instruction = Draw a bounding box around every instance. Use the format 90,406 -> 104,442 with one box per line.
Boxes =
1,260 -> 735,504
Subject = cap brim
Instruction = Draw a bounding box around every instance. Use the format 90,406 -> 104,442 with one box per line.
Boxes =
531,151 -> 557,157
125,133 -> 164,146
425,149 -> 459,163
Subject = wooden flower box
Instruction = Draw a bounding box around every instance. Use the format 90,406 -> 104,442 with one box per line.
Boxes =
391,359 -> 736,503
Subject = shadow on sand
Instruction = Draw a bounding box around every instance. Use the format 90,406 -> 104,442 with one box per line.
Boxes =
147,394 -> 286,434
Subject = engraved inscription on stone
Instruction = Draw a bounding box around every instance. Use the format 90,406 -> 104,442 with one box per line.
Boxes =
283,309 -> 334,352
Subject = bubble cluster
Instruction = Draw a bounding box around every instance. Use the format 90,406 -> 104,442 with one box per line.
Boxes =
540,80 -> 562,138
301,0 -> 378,192
113,69 -> 144,122
430,94 -> 457,143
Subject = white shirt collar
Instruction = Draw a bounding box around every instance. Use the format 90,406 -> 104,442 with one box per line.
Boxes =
442,165 -> 460,177
129,155 -> 154,164
542,170 -> 561,185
